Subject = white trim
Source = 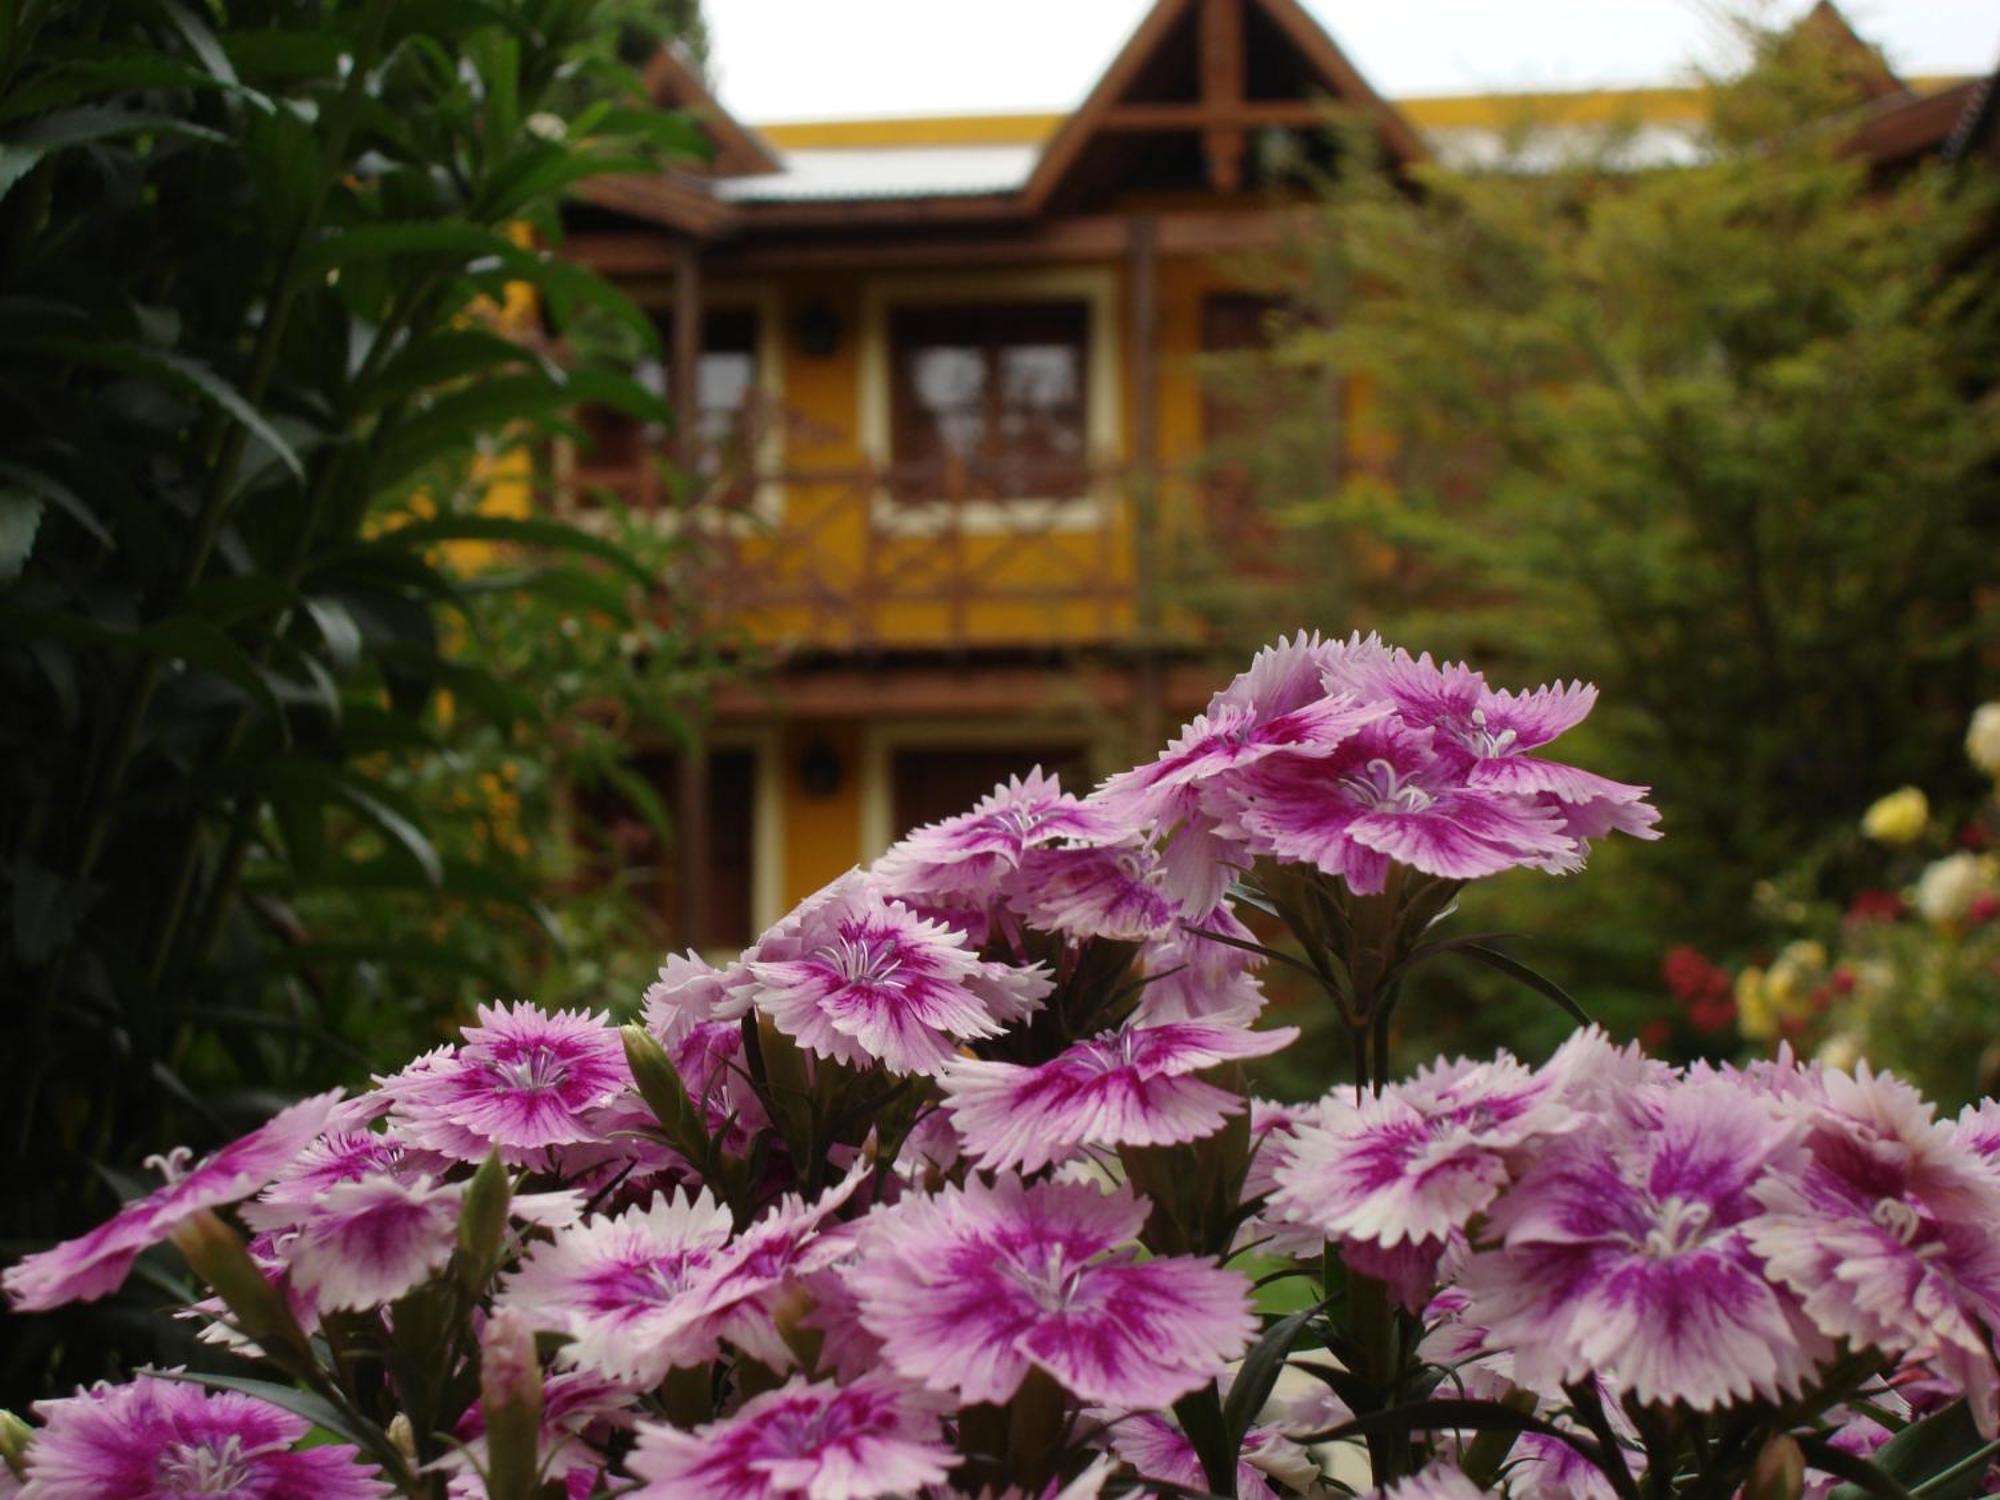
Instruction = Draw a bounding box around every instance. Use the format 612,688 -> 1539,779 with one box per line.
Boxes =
703,726 -> 785,956
856,267 -> 1122,538
858,719 -> 1098,864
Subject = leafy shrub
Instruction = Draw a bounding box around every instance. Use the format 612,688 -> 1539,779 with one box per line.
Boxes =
0,0 -> 709,1397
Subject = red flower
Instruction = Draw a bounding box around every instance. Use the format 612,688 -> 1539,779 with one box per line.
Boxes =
1845,889 -> 1905,926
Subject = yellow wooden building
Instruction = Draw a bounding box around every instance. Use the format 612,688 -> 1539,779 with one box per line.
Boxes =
550,0 -> 1978,950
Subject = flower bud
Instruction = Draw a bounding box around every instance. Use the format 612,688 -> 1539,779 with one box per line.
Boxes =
456,1149 -> 512,1292
1747,1433 -> 1805,1500
169,1209 -> 310,1362
621,1023 -> 710,1166
480,1307 -> 544,1500
0,1408 -> 32,1479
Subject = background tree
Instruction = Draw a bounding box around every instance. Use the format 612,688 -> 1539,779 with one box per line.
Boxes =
0,0 -> 713,1399
1207,24 -> 2000,1062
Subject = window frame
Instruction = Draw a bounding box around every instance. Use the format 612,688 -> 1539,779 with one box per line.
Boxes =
555,283 -> 786,532
858,268 -> 1122,537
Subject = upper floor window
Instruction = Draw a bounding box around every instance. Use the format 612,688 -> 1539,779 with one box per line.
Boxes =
888,300 -> 1090,502
574,307 -> 762,496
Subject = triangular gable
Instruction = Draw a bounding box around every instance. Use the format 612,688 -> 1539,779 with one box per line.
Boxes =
641,45 -> 784,178
1022,0 -> 1425,214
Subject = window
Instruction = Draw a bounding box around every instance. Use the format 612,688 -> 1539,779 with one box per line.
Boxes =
573,308 -> 763,497
888,301 -> 1090,502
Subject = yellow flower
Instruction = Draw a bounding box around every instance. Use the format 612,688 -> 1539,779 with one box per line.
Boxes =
1861,787 -> 1928,845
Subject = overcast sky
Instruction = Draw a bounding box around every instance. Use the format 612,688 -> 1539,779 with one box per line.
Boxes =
701,0 -> 2000,124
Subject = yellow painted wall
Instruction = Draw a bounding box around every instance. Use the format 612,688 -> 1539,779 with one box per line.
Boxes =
777,720 -> 865,902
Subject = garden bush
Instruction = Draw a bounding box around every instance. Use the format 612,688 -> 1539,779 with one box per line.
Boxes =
0,0 -> 715,1403
6,635 -> 1997,1499
1198,23 -> 2000,1050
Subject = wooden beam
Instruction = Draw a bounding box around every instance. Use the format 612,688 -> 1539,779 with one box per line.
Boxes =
1200,0 -> 1247,192
1128,214 -> 1165,751
1100,100 -> 1328,131
671,240 -> 709,950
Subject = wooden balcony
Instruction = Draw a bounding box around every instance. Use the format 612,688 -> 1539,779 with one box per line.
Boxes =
561,453 -> 1150,653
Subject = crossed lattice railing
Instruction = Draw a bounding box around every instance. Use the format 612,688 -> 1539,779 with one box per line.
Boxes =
563,455 -> 1145,652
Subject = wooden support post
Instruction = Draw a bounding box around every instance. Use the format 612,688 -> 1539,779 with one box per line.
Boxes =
670,240 -> 710,950
1200,0 -> 1247,193
1128,214 -> 1164,755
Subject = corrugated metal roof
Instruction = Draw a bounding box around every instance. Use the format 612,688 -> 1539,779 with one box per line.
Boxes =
715,144 -> 1041,202
1424,122 -> 1708,172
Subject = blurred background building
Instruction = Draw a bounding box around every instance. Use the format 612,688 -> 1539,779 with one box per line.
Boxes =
551,0 -> 1991,953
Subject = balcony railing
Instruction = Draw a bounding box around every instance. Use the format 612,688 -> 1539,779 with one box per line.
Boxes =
561,453 -> 1147,653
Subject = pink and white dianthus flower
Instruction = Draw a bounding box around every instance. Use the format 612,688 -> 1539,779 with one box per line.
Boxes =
1221,718 -> 1579,894
381,1002 -> 628,1160
238,1130 -> 406,1234
1105,1410 -> 1315,1500
1322,635 -> 1660,845
3,1089 -> 343,1311
643,951 -> 766,1140
1745,1065 -> 2000,1432
1462,1079 -> 1829,1410
498,1186 -> 737,1385
1361,1463 -> 1489,1500
1094,634 -> 1390,913
872,767 -> 1122,913
845,1175 -> 1254,1408
1003,839 -> 1178,944
22,1374 -> 390,1499
748,874 -> 1050,1076
627,1374 -> 958,1500
1270,1054 -> 1575,1251
282,1173 -> 463,1313
940,1021 -> 1298,1173
1132,904 -> 1269,1027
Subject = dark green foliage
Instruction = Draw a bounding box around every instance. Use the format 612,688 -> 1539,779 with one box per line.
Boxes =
1209,31 -> 2000,1059
0,0 -> 707,1399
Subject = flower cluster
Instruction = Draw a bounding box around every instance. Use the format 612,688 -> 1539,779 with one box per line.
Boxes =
15,641 -> 1989,1500
1707,701 -> 2000,1105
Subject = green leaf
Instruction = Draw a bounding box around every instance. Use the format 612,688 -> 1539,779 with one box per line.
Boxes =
478,142 -> 654,222
1170,1383 -> 1235,1497
300,221 -> 652,345
3,104 -> 227,151
1449,942 -> 1591,1026
229,761 -> 442,888
1831,1401 -> 1991,1500
0,462 -> 110,549
2,339 -> 302,480
1808,1437 -> 1919,1500
1222,1299 -> 1333,1453
302,594 -> 363,676
0,485 -> 43,581
159,0 -> 238,87
367,513 -> 655,590
0,606 -> 284,726
370,372 -> 582,486
0,54 -> 269,124
0,143 -> 40,202
356,328 -> 538,413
